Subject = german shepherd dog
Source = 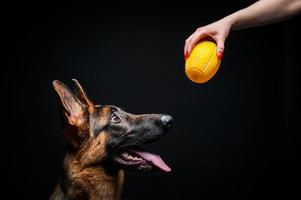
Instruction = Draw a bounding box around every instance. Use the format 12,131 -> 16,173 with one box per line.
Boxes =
50,79 -> 173,200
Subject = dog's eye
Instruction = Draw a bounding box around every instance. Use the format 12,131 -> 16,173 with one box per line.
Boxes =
111,113 -> 121,123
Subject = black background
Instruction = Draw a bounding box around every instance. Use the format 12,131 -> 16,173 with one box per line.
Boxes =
4,0 -> 300,199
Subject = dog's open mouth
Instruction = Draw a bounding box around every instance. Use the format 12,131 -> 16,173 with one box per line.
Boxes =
114,146 -> 171,172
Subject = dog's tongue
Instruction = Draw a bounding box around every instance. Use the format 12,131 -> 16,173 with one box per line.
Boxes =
129,148 -> 171,172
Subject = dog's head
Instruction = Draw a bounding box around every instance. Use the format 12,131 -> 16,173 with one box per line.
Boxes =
53,79 -> 173,172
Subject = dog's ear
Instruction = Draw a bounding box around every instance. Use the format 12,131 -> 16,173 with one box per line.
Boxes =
52,80 -> 87,127
72,79 -> 95,110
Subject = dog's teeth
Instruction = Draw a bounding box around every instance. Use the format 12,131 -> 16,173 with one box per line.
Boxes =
132,156 -> 142,161
121,151 -> 143,161
129,155 -> 139,160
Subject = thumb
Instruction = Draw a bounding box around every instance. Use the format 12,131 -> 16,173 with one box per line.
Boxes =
215,38 -> 225,60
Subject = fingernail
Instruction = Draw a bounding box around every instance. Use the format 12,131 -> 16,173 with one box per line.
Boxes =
184,51 -> 188,60
217,51 -> 223,59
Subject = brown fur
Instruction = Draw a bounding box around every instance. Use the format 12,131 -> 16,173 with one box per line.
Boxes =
50,79 -> 172,200
50,80 -> 125,200
50,126 -> 124,200
50,153 -> 124,200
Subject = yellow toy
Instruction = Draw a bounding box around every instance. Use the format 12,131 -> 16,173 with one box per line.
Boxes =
185,40 -> 221,84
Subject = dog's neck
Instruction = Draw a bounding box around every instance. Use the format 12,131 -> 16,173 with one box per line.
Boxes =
59,154 -> 124,200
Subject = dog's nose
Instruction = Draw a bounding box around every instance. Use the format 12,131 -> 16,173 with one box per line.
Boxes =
160,115 -> 173,129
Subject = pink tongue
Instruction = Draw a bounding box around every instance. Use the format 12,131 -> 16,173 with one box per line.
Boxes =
129,149 -> 171,172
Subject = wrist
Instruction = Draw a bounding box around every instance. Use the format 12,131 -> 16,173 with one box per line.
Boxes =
222,10 -> 241,30
219,16 -> 235,32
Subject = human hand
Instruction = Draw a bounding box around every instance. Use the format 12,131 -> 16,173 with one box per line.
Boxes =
184,18 -> 233,60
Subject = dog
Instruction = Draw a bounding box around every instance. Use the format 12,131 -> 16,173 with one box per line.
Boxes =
50,79 -> 173,200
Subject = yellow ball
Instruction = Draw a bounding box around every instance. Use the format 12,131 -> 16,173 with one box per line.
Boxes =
185,40 -> 221,84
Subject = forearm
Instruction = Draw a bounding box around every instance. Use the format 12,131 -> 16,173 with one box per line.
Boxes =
222,0 -> 301,30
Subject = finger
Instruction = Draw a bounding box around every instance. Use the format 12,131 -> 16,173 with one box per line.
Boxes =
215,37 -> 225,59
184,32 -> 197,59
185,30 -> 207,57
